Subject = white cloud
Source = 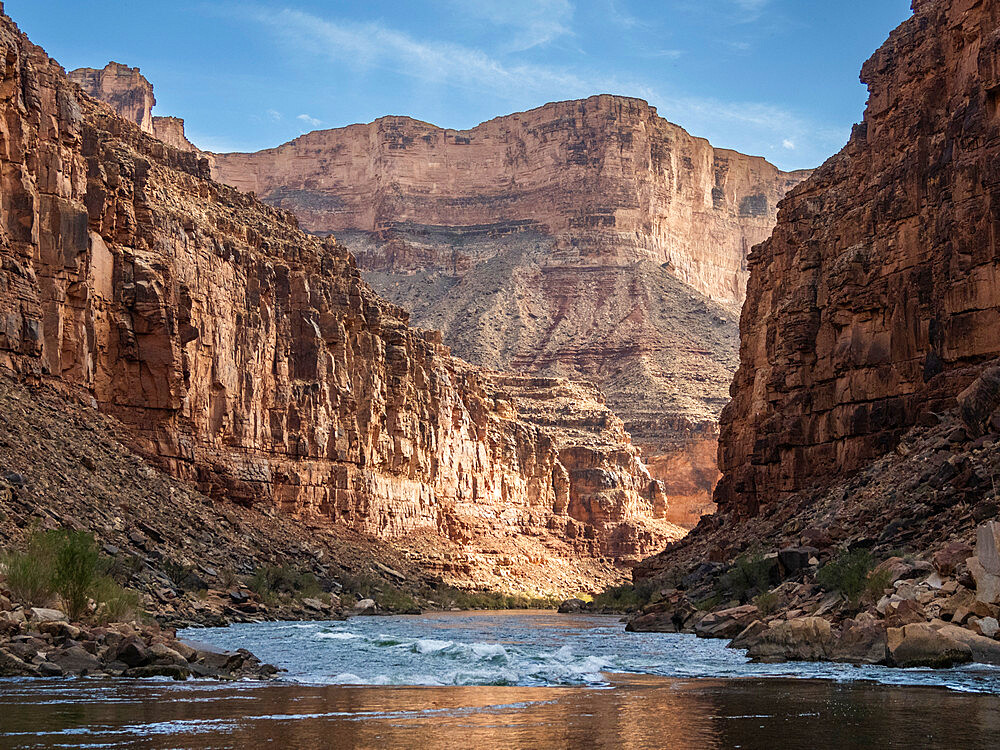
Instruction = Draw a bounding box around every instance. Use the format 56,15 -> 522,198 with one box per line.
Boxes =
444,0 -> 574,51
733,0 -> 769,20
266,109 -> 282,121
782,139 -> 795,150
249,7 -> 606,100
235,5 -> 843,169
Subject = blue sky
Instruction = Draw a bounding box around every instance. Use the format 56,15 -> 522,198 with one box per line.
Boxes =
6,1 -> 912,170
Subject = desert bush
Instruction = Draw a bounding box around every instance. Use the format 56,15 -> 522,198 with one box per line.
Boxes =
816,549 -> 876,604
590,583 -> 654,612
250,564 -> 324,602
51,530 -> 107,620
753,590 -> 780,616
92,577 -> 141,624
2,531 -> 59,605
717,551 -> 773,603
863,566 -> 895,603
2,529 -> 140,622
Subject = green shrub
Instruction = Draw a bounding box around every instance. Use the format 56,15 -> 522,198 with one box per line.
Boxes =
718,551 -> 773,603
816,549 -> 876,604
693,593 -> 723,612
218,567 -> 239,589
51,530 -> 107,620
250,564 -> 325,603
2,529 -> 141,622
590,583 -> 654,612
2,531 -> 58,605
93,578 -> 141,624
753,590 -> 780,616
864,566 -> 894,603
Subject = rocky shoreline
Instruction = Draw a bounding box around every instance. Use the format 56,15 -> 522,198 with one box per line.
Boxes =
623,521 -> 1000,670
0,599 -> 279,681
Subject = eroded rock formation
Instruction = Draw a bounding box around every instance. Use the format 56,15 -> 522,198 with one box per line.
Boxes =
203,95 -> 807,525
716,0 -> 1000,516
68,63 -> 199,153
0,7 -> 682,595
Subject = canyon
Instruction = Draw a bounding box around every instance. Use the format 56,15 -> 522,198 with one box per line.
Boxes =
207,95 -> 810,523
0,10 -> 687,598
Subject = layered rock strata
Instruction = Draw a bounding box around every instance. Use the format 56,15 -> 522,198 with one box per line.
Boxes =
68,63 -> 199,152
0,7 -> 680,594
716,0 -> 1000,515
205,95 -> 808,524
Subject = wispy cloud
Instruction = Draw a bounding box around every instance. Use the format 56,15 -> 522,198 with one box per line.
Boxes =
266,109 -> 282,121
782,139 -> 795,150
443,0 -> 574,51
231,4 -> 844,168
245,6 -> 613,100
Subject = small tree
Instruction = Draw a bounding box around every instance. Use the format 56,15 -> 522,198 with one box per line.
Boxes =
51,530 -> 106,620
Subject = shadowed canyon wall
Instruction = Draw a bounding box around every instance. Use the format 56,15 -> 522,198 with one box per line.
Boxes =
0,8 -> 685,594
206,96 -> 810,526
716,0 -> 1000,516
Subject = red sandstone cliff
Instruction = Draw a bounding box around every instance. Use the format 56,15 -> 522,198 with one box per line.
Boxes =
210,99 -> 806,307
68,64 -> 199,152
68,62 -> 809,527
0,9 -> 683,595
206,96 -> 808,526
716,0 -> 1000,516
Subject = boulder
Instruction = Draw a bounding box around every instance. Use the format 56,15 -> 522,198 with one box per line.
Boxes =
968,557 -> 1000,605
558,598 -> 587,614
51,645 -> 102,674
301,597 -> 328,613
744,617 -> 835,663
778,547 -> 816,576
352,598 -> 377,615
115,636 -> 150,668
887,624 -> 973,668
148,642 -> 188,666
930,622 -> 1000,665
0,647 -> 35,677
883,598 -> 927,627
831,615 -> 889,665
976,522 -> 1000,574
29,607 -> 67,622
728,620 -> 768,650
973,616 -> 999,638
958,362 -> 1000,437
37,661 -> 64,677
695,604 -> 760,639
37,621 -> 82,640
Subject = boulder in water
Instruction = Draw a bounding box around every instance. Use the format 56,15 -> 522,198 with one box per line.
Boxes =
887,623 -> 972,668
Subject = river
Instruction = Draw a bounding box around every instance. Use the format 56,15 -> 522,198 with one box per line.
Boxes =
2,611 -> 999,748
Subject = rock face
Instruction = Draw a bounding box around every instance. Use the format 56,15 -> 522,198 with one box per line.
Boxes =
0,8 -> 682,593
67,62 -> 155,134
206,95 -> 808,524
211,97 -> 806,306
717,0 -> 1000,515
68,63 -> 199,153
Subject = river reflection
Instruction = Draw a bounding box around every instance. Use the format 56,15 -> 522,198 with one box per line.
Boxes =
2,676 -> 999,749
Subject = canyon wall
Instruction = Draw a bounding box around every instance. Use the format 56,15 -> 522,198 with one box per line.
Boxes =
716,0 -> 1000,516
206,96 -> 809,525
210,98 -> 807,306
0,8 -> 683,594
68,64 -> 199,152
